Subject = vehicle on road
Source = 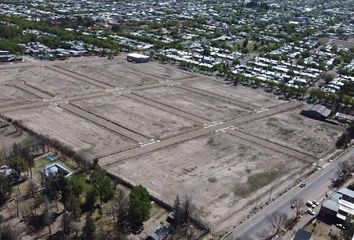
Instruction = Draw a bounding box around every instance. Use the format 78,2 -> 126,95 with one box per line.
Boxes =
306,201 -> 315,208
300,183 -> 306,187
291,203 -> 296,209
307,208 -> 316,215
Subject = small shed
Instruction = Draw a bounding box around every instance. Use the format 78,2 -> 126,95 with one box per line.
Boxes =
301,104 -> 331,120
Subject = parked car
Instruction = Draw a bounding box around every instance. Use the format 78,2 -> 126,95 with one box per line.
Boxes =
312,200 -> 319,206
306,201 -> 315,208
307,208 -> 316,215
300,183 -> 306,187
336,223 -> 346,230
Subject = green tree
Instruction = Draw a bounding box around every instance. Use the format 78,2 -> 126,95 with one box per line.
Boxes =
128,185 -> 151,228
65,193 -> 81,220
82,216 -> 96,240
0,176 -> 12,205
83,188 -> 97,212
0,222 -> 19,240
91,168 -> 115,204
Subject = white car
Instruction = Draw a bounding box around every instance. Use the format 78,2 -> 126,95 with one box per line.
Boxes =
307,208 -> 316,215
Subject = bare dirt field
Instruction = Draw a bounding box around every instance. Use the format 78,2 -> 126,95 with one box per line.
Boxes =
235,109 -> 343,157
0,85 -> 38,103
3,105 -> 137,159
0,56 -> 343,233
0,66 -> 101,98
72,94 -> 201,140
57,58 -> 161,88
182,78 -> 285,109
105,131 -> 307,227
134,85 -> 252,121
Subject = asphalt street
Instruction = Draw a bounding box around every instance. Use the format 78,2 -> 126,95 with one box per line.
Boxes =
225,148 -> 354,240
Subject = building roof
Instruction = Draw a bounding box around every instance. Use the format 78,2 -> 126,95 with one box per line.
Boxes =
330,192 -> 343,202
338,188 -> 354,199
293,229 -> 312,240
322,199 -> 339,212
338,199 -> 354,216
303,104 -> 331,118
127,53 -> 150,59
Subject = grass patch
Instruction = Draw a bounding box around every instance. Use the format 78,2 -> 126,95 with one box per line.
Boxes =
234,170 -> 281,197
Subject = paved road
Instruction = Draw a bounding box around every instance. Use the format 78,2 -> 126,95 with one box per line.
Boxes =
224,147 -> 354,240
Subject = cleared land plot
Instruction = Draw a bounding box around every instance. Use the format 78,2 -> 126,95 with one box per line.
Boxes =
58,60 -> 160,88
105,131 -> 307,226
0,85 -> 38,102
3,105 -> 137,160
134,86 -> 251,121
182,78 -> 285,109
235,109 -> 343,157
121,60 -> 194,80
0,67 -> 101,98
72,94 -> 201,140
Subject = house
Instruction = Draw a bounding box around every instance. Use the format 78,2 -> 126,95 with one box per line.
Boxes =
293,229 -> 312,240
301,104 -> 331,120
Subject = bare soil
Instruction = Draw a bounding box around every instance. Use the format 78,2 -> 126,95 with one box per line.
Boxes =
134,85 -> 252,121
72,94 -> 201,140
106,131 -> 307,227
4,105 -> 137,160
236,109 -> 343,157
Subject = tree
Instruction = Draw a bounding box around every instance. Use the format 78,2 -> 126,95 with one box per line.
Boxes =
243,38 -> 249,49
336,133 -> 349,149
82,216 -> 96,240
62,210 -> 74,238
65,193 -> 81,220
91,168 -> 115,204
128,185 -> 152,229
0,223 -> 20,240
334,159 -> 354,187
290,197 -> 304,220
342,216 -> 354,240
0,176 -> 12,205
43,198 -> 53,237
260,211 -> 288,239
83,188 -> 97,212
112,189 -> 128,221
321,71 -> 336,84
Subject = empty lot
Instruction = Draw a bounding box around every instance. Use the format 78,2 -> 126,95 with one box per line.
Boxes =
4,105 -> 137,159
72,94 -> 201,140
0,66 -> 101,97
105,131 -> 306,226
236,109 -> 343,157
134,85 -> 252,121
0,56 -> 343,232
183,78 -> 285,109
57,60 -> 159,88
